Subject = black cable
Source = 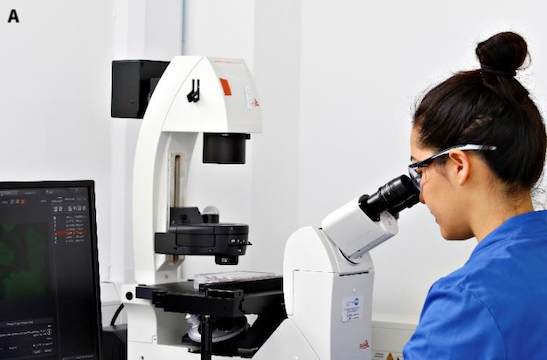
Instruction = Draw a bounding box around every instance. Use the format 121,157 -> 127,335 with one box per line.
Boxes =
110,303 -> 124,326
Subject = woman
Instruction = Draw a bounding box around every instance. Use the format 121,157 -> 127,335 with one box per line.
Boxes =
403,32 -> 547,359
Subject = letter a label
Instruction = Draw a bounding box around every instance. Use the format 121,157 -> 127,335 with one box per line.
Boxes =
8,9 -> 19,23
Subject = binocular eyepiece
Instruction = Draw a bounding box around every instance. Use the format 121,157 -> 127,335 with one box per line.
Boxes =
359,175 -> 420,221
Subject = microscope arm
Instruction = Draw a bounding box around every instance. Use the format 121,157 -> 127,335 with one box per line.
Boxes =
322,175 -> 419,262
322,198 -> 398,262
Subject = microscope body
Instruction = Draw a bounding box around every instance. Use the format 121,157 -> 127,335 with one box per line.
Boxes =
116,56 -> 263,359
128,56 -> 261,286
276,227 -> 375,359
115,54 -> 417,360
263,206 -> 398,359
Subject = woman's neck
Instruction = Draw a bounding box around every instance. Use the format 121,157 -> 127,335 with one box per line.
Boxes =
471,191 -> 534,242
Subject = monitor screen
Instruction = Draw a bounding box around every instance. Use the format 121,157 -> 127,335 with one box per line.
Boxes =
0,181 -> 101,360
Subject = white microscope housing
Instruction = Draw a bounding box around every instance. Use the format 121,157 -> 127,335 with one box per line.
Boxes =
116,55 -> 419,360
130,56 -> 261,285
118,56 -> 263,359
280,175 -> 418,359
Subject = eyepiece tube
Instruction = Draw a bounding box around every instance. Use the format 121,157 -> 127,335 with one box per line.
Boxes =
359,175 -> 419,221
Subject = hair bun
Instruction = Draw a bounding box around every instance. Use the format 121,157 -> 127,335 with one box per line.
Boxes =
476,32 -> 528,74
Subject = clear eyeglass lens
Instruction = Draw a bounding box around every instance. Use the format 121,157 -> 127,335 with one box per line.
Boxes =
408,167 -> 422,191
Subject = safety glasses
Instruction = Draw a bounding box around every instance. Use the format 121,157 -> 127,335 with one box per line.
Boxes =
408,144 -> 497,191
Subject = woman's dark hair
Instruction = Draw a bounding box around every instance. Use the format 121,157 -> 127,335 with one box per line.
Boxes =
413,31 -> 546,192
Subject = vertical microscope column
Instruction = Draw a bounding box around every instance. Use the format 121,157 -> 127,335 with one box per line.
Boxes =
127,57 -> 202,353
132,57 -> 203,285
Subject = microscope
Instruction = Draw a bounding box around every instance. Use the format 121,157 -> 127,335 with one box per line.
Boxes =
111,56 -> 419,360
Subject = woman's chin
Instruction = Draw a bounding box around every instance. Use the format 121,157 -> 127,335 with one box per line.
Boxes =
440,226 -> 472,241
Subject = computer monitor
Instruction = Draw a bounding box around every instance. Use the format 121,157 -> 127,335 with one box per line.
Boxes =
0,181 -> 101,360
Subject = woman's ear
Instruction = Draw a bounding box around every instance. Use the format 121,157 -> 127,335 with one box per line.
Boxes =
447,150 -> 471,186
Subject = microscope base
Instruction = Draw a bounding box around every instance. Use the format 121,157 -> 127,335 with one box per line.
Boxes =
126,319 -> 318,360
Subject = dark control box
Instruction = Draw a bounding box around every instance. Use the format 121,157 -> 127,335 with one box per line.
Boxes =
111,60 -> 169,119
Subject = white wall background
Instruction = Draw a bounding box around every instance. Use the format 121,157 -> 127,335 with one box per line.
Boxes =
3,0 -> 547,324
0,0 -> 114,278
297,0 -> 547,322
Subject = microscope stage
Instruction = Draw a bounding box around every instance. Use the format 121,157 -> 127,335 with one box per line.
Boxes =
135,277 -> 284,317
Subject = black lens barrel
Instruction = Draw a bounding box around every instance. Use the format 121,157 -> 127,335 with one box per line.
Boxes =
203,133 -> 250,164
359,175 -> 419,221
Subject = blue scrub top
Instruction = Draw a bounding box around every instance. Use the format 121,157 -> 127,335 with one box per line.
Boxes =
403,210 -> 547,360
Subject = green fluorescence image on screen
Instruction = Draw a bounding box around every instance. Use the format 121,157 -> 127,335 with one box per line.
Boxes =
0,223 -> 51,301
